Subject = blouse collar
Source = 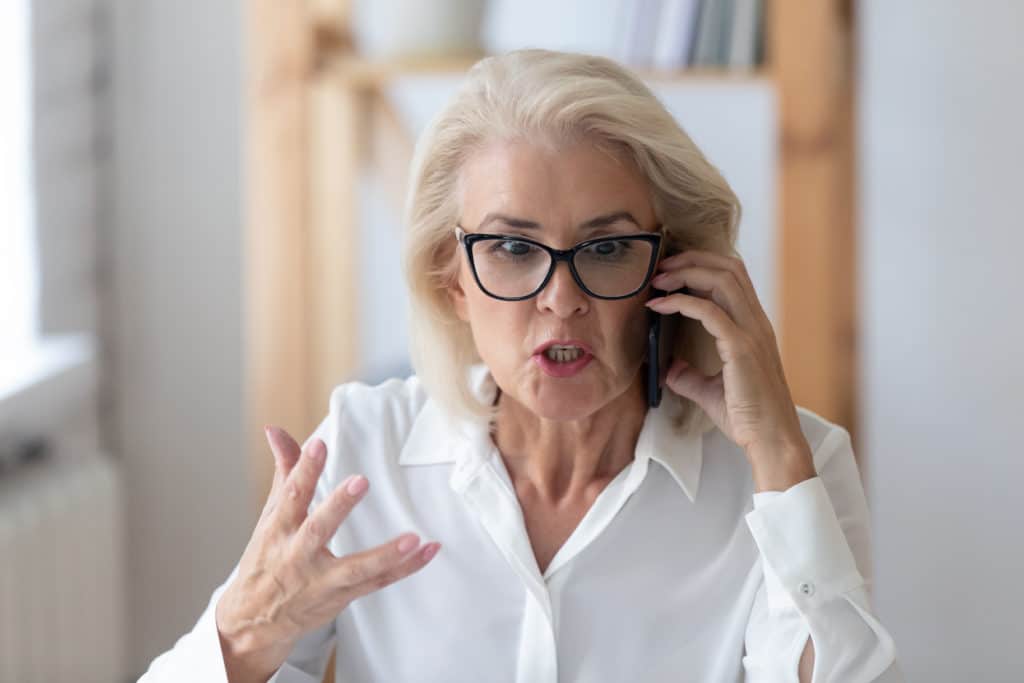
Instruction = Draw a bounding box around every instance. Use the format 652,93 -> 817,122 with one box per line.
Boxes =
398,363 -> 703,503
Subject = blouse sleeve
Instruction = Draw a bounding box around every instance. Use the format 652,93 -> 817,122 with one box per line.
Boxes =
741,426 -> 905,682
137,419 -> 339,683
135,563 -> 336,683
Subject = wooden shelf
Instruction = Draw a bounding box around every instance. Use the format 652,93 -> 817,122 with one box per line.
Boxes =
324,52 -> 772,88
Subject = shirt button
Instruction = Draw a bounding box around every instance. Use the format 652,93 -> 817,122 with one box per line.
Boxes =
798,581 -> 815,596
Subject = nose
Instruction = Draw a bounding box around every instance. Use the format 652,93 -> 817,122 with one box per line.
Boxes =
536,259 -> 589,318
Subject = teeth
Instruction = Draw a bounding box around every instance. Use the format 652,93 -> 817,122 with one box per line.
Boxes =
544,346 -> 583,363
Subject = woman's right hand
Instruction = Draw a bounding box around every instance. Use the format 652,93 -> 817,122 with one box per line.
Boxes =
214,426 -> 441,683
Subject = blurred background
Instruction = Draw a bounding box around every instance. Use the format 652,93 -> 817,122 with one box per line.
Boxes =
1,0 -> 1021,681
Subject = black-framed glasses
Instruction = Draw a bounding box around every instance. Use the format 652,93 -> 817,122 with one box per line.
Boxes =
454,225 -> 663,301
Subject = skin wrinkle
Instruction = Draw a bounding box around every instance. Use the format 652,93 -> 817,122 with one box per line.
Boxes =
448,137 -> 658,509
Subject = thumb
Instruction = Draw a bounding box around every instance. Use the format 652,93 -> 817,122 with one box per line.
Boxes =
663,359 -> 706,406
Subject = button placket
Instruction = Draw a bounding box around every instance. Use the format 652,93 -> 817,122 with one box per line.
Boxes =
456,463 -> 559,682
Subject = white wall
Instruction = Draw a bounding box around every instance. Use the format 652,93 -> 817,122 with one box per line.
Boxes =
860,2 -> 1024,680
108,1 -> 251,675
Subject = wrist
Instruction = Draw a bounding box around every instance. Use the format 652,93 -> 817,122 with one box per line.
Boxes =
216,593 -> 292,683
748,440 -> 817,493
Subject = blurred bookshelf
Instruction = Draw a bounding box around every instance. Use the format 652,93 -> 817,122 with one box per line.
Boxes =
324,52 -> 773,87
245,0 -> 859,536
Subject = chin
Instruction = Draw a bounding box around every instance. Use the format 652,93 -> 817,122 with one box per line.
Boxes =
528,399 -> 596,422
526,379 -> 602,421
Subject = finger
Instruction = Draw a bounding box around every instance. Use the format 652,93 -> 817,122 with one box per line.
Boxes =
262,428 -> 299,497
299,474 -> 369,557
645,292 -> 750,357
276,438 -> 327,530
650,265 -> 758,330
266,426 -> 302,492
327,532 -> 434,593
664,358 -> 724,409
659,249 -> 753,295
259,427 -> 305,524
343,541 -> 441,602
659,250 -> 774,338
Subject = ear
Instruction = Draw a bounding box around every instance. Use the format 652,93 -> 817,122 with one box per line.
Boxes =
447,271 -> 471,323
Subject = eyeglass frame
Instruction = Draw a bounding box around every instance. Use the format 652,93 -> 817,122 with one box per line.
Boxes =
453,224 -> 664,301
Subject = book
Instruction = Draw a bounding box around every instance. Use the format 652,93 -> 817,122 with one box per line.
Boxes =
651,0 -> 702,70
618,0 -> 665,67
727,0 -> 762,68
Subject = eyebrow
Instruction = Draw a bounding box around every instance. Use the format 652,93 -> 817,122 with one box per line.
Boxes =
476,211 -> 642,232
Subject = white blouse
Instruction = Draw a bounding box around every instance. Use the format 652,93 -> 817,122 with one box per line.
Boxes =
140,364 -> 903,682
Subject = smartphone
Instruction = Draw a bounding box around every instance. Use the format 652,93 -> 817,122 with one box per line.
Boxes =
646,286 -> 688,408
646,308 -> 663,408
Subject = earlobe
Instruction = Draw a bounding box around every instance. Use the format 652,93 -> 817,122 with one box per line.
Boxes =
448,281 -> 470,322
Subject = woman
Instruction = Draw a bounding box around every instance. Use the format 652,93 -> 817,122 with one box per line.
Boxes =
141,49 -> 902,682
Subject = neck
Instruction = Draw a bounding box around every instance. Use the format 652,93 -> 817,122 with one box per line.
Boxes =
492,373 -> 648,503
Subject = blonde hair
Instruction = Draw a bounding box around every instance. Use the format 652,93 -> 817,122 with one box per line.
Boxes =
401,48 -> 740,436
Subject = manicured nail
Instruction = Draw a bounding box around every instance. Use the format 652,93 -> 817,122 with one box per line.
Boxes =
397,533 -> 419,554
346,474 -> 367,495
309,441 -> 325,462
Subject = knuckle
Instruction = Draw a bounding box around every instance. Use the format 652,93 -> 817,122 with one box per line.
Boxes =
338,561 -> 368,586
298,456 -> 318,479
734,333 -> 756,354
304,517 -> 325,543
724,270 -> 742,290
370,573 -> 393,591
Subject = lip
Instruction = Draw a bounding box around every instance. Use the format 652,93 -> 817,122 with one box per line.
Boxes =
531,339 -> 595,379
532,339 -> 594,356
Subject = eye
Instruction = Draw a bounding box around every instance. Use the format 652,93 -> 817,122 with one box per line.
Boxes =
484,238 -> 542,261
583,240 -> 633,259
496,240 -> 531,256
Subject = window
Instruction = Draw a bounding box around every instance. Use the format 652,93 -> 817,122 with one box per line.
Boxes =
0,0 -> 39,387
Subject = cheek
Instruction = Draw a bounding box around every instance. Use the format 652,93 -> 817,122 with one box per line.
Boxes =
465,291 -> 526,350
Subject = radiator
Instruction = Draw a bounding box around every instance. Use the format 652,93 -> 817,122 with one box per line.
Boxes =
0,455 -> 125,683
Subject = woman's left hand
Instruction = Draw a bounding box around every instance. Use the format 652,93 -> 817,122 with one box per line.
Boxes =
645,249 -> 817,492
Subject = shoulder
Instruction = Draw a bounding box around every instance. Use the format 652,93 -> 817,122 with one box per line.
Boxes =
306,373 -> 432,494
324,373 -> 430,438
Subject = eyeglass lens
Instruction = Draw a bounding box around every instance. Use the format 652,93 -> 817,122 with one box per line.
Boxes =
470,236 -> 655,298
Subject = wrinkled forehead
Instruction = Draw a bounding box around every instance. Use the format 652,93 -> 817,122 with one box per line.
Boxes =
456,138 -> 657,241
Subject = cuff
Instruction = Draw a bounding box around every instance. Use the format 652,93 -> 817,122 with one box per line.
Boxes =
192,601 -> 231,683
267,663 -> 324,683
745,476 -> 865,612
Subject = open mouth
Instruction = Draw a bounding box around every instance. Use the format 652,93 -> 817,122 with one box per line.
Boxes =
543,345 -> 584,363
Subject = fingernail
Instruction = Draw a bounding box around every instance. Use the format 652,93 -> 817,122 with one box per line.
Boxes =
346,474 -> 367,496
421,543 -> 440,561
310,441 -> 325,462
397,533 -> 419,554
646,298 -> 666,308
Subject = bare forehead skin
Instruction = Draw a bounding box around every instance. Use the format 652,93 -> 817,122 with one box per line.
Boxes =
457,138 -> 657,239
